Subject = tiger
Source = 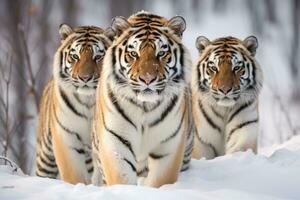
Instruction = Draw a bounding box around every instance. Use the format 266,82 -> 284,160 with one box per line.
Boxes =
35,24 -> 115,184
92,11 -> 194,188
191,36 -> 263,160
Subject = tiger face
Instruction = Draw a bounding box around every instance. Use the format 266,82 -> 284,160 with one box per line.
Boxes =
194,36 -> 263,107
55,24 -> 115,95
107,12 -> 190,102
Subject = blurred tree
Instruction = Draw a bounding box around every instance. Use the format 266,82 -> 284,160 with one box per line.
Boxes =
246,0 -> 264,35
265,0 -> 277,24
0,0 -> 80,174
34,1 -> 54,100
61,0 -> 78,25
109,0 -> 135,19
0,0 -> 31,173
291,0 -> 300,101
213,0 -> 227,13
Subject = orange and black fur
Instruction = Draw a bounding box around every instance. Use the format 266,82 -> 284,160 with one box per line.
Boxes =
92,11 -> 193,187
191,36 -> 263,159
35,24 -> 114,184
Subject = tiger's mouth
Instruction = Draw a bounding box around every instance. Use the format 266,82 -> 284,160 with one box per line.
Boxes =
135,88 -> 164,102
75,84 -> 97,95
213,95 -> 240,107
216,97 -> 237,107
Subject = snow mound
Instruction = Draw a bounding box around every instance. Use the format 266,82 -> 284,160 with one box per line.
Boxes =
1,137 -> 300,200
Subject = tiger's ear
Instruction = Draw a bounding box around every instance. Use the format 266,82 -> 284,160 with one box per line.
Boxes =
243,36 -> 258,56
104,27 -> 116,41
167,16 -> 186,38
59,23 -> 73,41
111,16 -> 131,37
195,36 -> 210,54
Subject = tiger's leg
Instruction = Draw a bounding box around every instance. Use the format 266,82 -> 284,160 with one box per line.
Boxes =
181,126 -> 193,171
91,147 -> 104,186
85,154 -> 94,179
137,157 -> 148,185
36,130 -> 58,178
225,102 -> 258,154
193,129 -> 220,159
143,134 -> 185,188
51,122 -> 91,184
192,102 -> 224,159
97,128 -> 138,186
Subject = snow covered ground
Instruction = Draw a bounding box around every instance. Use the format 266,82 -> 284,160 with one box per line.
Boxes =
1,136 -> 300,200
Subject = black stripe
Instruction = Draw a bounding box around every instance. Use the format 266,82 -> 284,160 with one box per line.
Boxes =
178,44 -> 185,71
141,125 -> 144,135
137,167 -> 148,176
88,167 -> 94,173
73,148 -> 85,154
46,130 -> 52,145
38,153 -> 57,168
227,101 -> 253,123
108,130 -> 136,159
149,95 -> 178,127
102,112 -> 136,159
182,159 -> 191,165
123,158 -> 136,172
198,101 -> 221,133
42,151 -> 56,163
54,112 -> 83,142
43,134 -> 52,153
211,105 -> 223,119
227,119 -> 258,142
107,85 -> 137,129
195,129 -> 218,157
161,105 -> 185,143
250,60 -> 256,85
60,51 -> 63,67
135,13 -> 162,19
85,158 -> 92,164
36,162 -> 58,176
149,153 -> 168,159
59,88 -> 88,119
111,46 -> 116,66
143,101 -> 161,113
184,146 -> 193,157
73,93 -> 94,109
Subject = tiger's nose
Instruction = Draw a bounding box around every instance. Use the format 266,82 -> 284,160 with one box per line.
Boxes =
219,85 -> 232,95
78,74 -> 93,83
139,74 -> 156,85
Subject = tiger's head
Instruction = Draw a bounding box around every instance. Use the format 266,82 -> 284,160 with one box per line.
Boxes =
54,24 -> 115,95
104,12 -> 191,102
193,36 -> 263,107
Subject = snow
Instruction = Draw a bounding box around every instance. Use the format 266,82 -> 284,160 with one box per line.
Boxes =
1,136 -> 300,200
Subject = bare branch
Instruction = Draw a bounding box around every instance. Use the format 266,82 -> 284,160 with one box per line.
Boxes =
18,26 -> 39,112
0,156 -> 23,175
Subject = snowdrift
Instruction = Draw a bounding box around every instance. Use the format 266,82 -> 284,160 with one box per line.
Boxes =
1,136 -> 300,200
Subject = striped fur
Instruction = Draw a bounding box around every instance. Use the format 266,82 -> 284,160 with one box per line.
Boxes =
92,11 -> 193,187
191,36 -> 263,159
35,24 -> 114,184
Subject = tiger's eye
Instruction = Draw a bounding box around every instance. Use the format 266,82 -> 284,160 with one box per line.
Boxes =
130,51 -> 138,58
72,54 -> 79,60
157,51 -> 165,57
210,66 -> 218,72
208,61 -> 217,72
94,55 -> 102,61
233,66 -> 241,71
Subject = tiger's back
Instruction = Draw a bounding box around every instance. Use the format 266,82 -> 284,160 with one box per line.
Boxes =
36,81 -> 57,178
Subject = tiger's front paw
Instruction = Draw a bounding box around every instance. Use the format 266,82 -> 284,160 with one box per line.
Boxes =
137,177 -> 147,186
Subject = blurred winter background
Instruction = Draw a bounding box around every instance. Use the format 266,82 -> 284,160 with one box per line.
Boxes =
0,0 -> 299,175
